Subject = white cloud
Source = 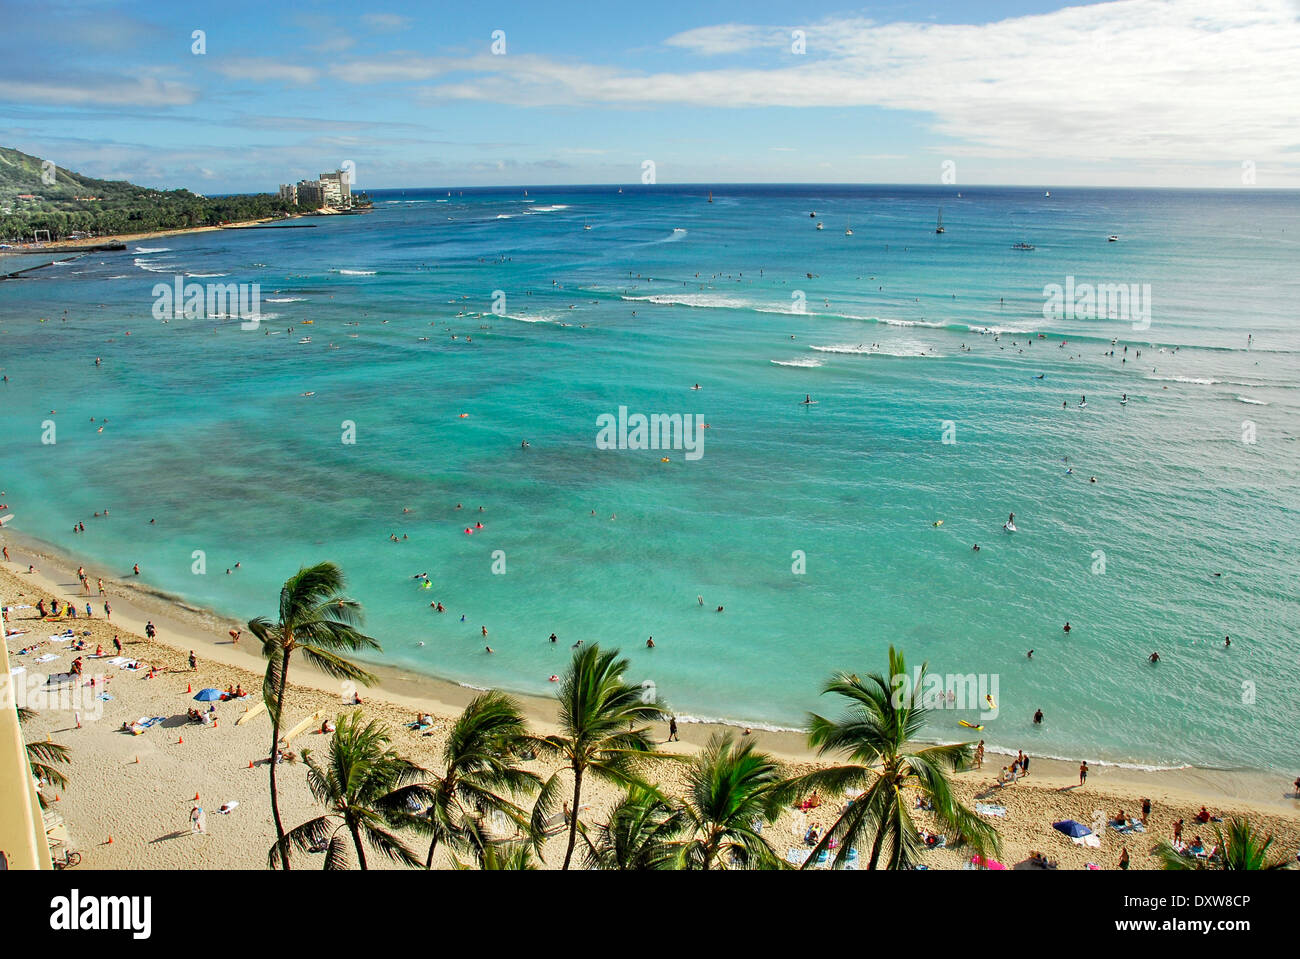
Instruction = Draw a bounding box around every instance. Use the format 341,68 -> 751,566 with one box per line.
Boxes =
0,76 -> 196,107
395,0 -> 1300,166
361,13 -> 413,32
213,58 -> 320,85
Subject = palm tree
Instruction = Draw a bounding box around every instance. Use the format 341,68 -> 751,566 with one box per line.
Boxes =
580,786 -> 685,870
676,732 -> 786,870
1156,817 -> 1293,870
248,562 -> 380,870
271,711 -> 431,870
419,691 -> 542,869
789,647 -> 999,869
17,707 -> 69,809
453,834 -> 542,870
533,644 -> 667,869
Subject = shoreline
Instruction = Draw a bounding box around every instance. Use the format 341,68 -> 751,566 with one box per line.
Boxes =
0,208 -> 358,256
3,526 -> 1297,813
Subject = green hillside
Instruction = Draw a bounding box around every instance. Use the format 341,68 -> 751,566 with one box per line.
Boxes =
0,145 -> 362,241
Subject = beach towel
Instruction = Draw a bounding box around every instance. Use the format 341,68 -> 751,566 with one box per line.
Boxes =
34,653 -> 57,663
105,657 -> 127,665
1072,833 -> 1102,848
138,716 -> 165,728
784,848 -> 811,867
99,694 -> 113,701
219,801 -> 239,814
975,803 -> 1007,817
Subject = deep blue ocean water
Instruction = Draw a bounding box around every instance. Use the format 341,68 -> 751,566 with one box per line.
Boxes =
1,185 -> 1297,770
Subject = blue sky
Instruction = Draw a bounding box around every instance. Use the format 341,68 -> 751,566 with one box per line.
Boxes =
1,0 -> 1297,192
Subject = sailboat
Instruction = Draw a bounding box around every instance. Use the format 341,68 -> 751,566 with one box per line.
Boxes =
708,190 -> 713,203
935,207 -> 945,234
584,220 -> 592,231
1044,190 -> 1051,197
844,219 -> 853,236
816,221 -> 824,231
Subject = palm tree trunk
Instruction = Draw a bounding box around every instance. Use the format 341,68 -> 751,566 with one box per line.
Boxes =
867,820 -> 889,870
561,766 -> 584,870
268,649 -> 292,870
424,781 -> 451,869
349,818 -> 368,870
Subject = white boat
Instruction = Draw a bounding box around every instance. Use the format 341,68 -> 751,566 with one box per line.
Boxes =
936,207 -> 945,234
584,220 -> 591,231
708,190 -> 713,203
816,222 -> 824,230
1108,235 -> 1119,242
845,220 -> 853,236
1044,191 -> 1051,197
298,336 -> 311,344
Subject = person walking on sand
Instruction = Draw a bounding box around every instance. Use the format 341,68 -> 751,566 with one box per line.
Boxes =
1079,761 -> 1088,786
190,805 -> 205,834
668,717 -> 679,742
974,740 -> 985,769
1141,797 -> 1152,823
1119,846 -> 1130,870
189,650 -> 197,670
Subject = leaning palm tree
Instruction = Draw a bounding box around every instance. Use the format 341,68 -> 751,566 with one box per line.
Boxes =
452,830 -> 542,870
675,732 -> 786,870
1156,817 -> 1292,871
580,785 -> 686,870
532,644 -> 667,869
788,647 -> 999,870
248,562 -> 381,870
419,691 -> 542,869
18,707 -> 69,810
271,711 -> 431,870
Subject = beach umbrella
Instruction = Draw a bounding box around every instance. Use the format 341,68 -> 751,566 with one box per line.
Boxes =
1053,819 -> 1092,838
193,688 -> 223,702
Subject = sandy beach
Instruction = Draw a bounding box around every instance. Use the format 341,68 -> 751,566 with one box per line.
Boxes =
4,535 -> 1300,870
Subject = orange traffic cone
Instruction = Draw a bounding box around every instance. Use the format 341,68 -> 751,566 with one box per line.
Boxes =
177,736 -> 184,745
134,756 -> 140,764
248,760 -> 254,768
54,794 -> 60,802
105,836 -> 113,844
186,683 -> 192,693
194,792 -> 200,801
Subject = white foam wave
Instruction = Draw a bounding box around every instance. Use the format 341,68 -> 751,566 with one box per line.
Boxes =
133,246 -> 171,254
1236,396 -> 1268,405
621,293 -> 748,309
133,257 -> 174,274
771,357 -> 825,368
185,272 -> 227,278
811,342 -> 941,357
265,297 -> 307,303
333,269 -> 376,276
1146,375 -> 1218,385
525,204 -> 570,213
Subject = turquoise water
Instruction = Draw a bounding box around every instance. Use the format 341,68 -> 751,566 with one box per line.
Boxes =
1,185 -> 1297,771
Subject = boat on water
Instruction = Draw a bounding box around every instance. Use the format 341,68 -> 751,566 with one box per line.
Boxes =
708,190 -> 713,203
816,222 -> 824,230
584,220 -> 592,231
298,336 -> 312,344
1108,234 -> 1119,242
1012,241 -> 1035,250
845,220 -> 853,236
936,207 -> 945,234
1044,190 -> 1051,197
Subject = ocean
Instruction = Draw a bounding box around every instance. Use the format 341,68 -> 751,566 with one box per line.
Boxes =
1,184 -> 1297,772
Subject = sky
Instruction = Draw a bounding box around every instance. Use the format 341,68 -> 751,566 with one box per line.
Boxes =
1,0 -> 1298,192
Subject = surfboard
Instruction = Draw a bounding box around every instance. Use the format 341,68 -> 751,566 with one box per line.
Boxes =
985,695 -> 997,709
1004,522 -> 1017,532
959,721 -> 983,730
235,701 -> 266,726
0,513 -> 14,526
281,708 -> 329,745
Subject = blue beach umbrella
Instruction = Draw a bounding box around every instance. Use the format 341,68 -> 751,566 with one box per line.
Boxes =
193,688 -> 223,702
1053,820 -> 1092,838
